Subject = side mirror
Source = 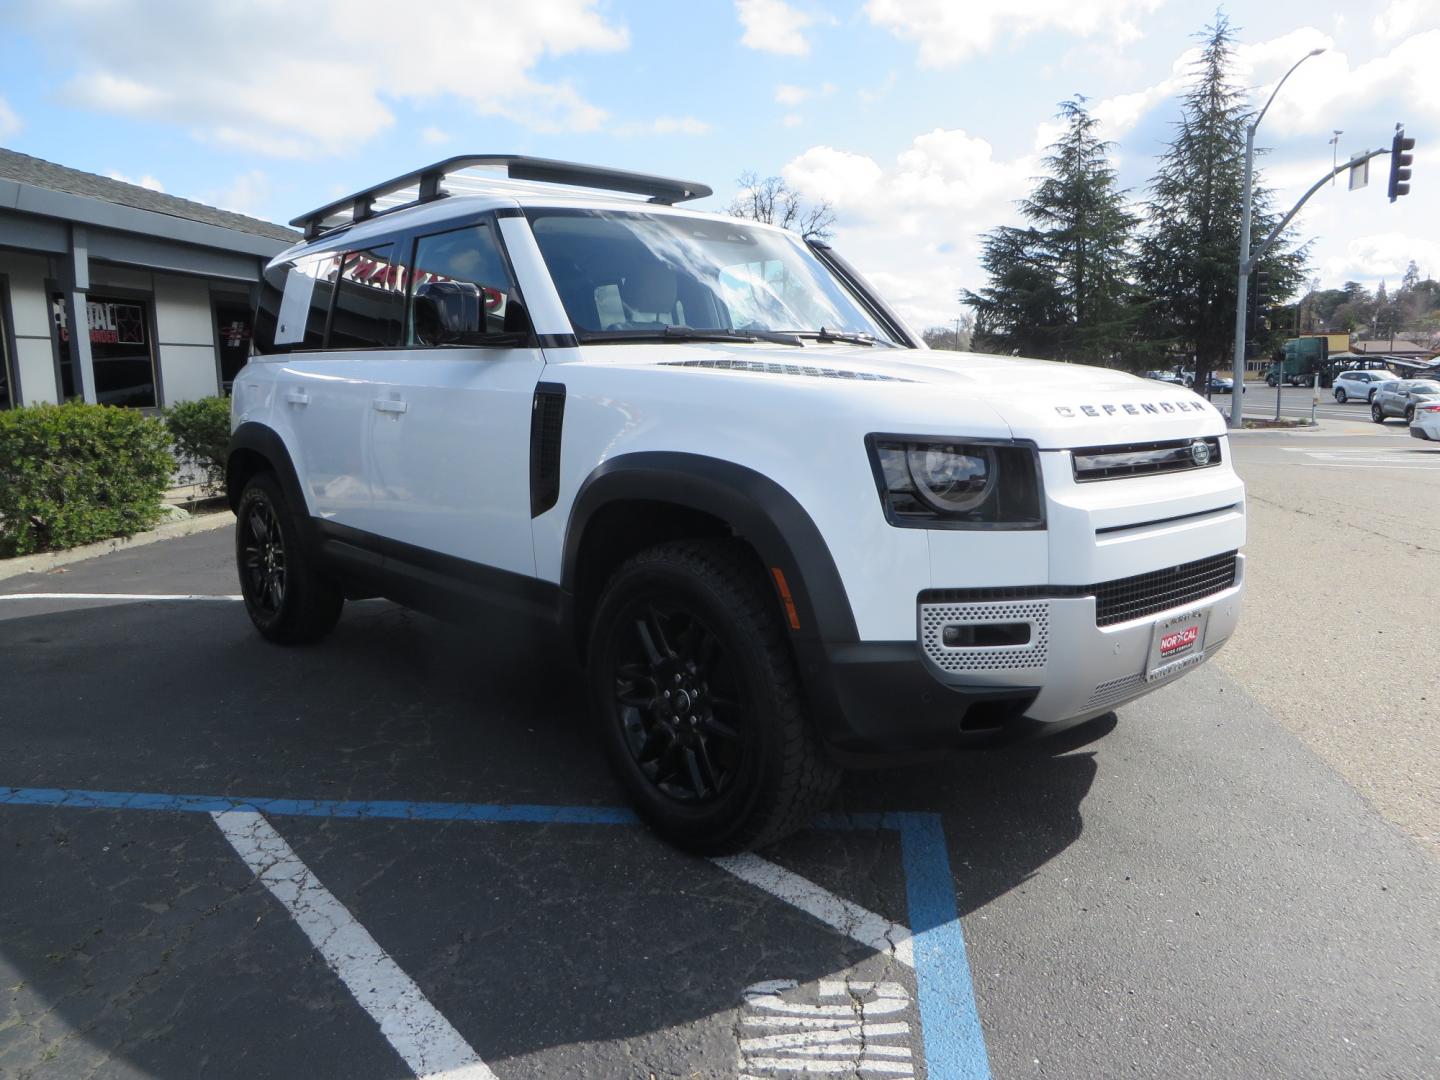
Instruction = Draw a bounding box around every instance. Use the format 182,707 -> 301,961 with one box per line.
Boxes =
414,280 -> 485,345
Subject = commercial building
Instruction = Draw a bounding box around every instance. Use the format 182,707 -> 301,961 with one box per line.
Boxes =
0,148 -> 297,411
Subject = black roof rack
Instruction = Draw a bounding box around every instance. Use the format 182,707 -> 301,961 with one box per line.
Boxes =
289,154 -> 713,239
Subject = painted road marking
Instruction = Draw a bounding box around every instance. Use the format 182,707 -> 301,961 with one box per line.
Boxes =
212,809 -> 497,1080
738,979 -> 916,1077
0,592 -> 244,601
0,788 -> 991,1080
713,853 -> 915,969
1273,448 -> 1440,470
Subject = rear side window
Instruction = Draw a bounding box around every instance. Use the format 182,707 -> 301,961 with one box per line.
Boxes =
330,246 -> 405,349
408,224 -> 514,343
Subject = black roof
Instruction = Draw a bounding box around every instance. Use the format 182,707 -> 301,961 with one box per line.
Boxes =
0,147 -> 299,243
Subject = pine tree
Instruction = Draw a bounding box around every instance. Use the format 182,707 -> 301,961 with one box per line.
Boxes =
1135,14 -> 1307,390
963,99 -> 1140,364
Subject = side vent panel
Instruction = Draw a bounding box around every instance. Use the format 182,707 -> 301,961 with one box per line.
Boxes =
530,382 -> 566,518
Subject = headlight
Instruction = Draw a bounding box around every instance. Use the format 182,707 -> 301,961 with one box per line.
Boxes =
867,436 -> 1044,529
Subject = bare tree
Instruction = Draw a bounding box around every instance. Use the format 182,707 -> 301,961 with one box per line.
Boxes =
728,171 -> 837,241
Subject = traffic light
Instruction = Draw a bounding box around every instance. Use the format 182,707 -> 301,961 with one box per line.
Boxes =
1389,125 -> 1414,202
1250,270 -> 1272,334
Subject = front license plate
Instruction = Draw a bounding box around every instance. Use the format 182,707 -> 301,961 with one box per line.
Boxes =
1145,608 -> 1210,682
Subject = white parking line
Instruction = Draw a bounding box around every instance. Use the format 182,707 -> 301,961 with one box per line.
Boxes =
0,592 -> 243,601
712,854 -> 915,969
212,809 -> 496,1080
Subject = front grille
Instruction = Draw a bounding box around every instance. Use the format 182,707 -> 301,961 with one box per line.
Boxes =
1092,551 -> 1238,626
920,550 -> 1239,628
1072,437 -> 1222,482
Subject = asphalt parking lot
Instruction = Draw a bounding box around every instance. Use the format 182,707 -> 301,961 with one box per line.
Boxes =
3,515 -> 1439,1078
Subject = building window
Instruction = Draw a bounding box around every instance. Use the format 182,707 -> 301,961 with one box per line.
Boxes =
214,299 -> 253,392
0,288 -> 13,410
51,292 -> 159,407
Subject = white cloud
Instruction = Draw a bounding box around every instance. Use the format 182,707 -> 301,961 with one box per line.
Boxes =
781,130 -> 1038,327
11,0 -> 628,158
782,113 -> 804,128
775,82 -> 834,107
736,0 -> 814,56
204,170 -> 273,218
421,126 -> 453,146
0,96 -> 21,139
1237,28 -> 1440,137
864,0 -> 1163,67
1321,232 -> 1440,281
1373,0 -> 1439,41
613,115 -> 712,137
105,170 -> 165,192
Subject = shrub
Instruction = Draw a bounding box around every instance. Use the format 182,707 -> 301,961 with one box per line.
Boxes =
164,395 -> 232,496
0,402 -> 173,557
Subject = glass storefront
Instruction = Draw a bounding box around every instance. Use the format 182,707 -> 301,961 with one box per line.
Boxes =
0,292 -> 13,410
214,299 -> 253,392
51,292 -> 158,407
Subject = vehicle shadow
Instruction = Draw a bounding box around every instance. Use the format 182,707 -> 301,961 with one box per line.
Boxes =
0,599 -> 1102,1076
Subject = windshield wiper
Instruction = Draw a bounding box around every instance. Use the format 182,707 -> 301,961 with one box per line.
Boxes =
790,328 -> 884,347
576,327 -> 803,347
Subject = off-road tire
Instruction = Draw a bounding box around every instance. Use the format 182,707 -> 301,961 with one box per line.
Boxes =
587,538 -> 840,853
235,472 -> 344,645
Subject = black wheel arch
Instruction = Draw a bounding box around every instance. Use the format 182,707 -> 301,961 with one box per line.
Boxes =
226,422 -> 309,523
561,453 -> 859,656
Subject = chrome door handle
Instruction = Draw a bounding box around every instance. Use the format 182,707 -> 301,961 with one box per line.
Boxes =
373,398 -> 409,414
284,390 -> 309,406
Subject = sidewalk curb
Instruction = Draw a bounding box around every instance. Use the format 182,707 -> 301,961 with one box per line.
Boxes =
0,511 -> 234,582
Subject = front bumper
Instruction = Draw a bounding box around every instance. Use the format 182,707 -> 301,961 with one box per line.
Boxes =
805,554 -> 1244,755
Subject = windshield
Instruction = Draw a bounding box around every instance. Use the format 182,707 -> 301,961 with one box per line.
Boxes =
527,208 -> 894,344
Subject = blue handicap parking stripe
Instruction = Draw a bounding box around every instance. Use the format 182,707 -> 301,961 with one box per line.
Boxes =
1,786 -> 991,1078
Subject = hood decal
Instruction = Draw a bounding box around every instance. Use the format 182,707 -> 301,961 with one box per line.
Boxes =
1056,399 -> 1211,418
659,358 -> 913,382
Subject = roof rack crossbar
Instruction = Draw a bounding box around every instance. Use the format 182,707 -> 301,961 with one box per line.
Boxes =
290,154 -> 713,239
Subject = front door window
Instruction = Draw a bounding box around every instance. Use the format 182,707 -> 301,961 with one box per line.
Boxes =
51,293 -> 158,407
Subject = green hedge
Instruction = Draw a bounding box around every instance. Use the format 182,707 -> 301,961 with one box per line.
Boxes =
164,395 -> 231,496
0,403 -> 174,557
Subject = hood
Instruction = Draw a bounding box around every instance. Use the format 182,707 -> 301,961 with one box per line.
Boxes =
578,343 -> 1229,449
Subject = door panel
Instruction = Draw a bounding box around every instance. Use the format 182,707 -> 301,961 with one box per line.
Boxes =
366,350 -> 544,576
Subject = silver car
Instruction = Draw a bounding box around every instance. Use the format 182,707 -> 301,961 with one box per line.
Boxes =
1332,369 -> 1392,404
1372,379 -> 1440,423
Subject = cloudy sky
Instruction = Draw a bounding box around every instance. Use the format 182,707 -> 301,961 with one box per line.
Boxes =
0,0 -> 1434,329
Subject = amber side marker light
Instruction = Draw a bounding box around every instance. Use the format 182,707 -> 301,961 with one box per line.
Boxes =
770,567 -> 802,630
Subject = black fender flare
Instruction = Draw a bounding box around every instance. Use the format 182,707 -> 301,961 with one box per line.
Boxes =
226,422 -> 308,521
561,452 -> 859,647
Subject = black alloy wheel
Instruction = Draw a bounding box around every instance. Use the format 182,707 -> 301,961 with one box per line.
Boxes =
612,602 -> 744,804
234,472 -> 344,644
588,539 -> 839,853
1372,403 -> 1385,423
1405,404 -> 1416,423
239,495 -> 287,617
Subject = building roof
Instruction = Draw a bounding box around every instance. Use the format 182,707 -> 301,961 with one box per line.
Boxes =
1351,339 -> 1429,354
0,147 -> 299,243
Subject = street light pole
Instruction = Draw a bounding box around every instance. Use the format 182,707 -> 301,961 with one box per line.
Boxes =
1229,47 -> 1326,428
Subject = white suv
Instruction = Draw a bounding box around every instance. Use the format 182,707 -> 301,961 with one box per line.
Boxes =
227,155 -> 1246,852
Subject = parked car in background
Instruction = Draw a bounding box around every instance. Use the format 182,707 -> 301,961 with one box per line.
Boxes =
1372,379 -> 1440,423
1410,400 -> 1440,441
1145,370 -> 1186,386
1205,374 -> 1239,394
1332,369 -> 1392,403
